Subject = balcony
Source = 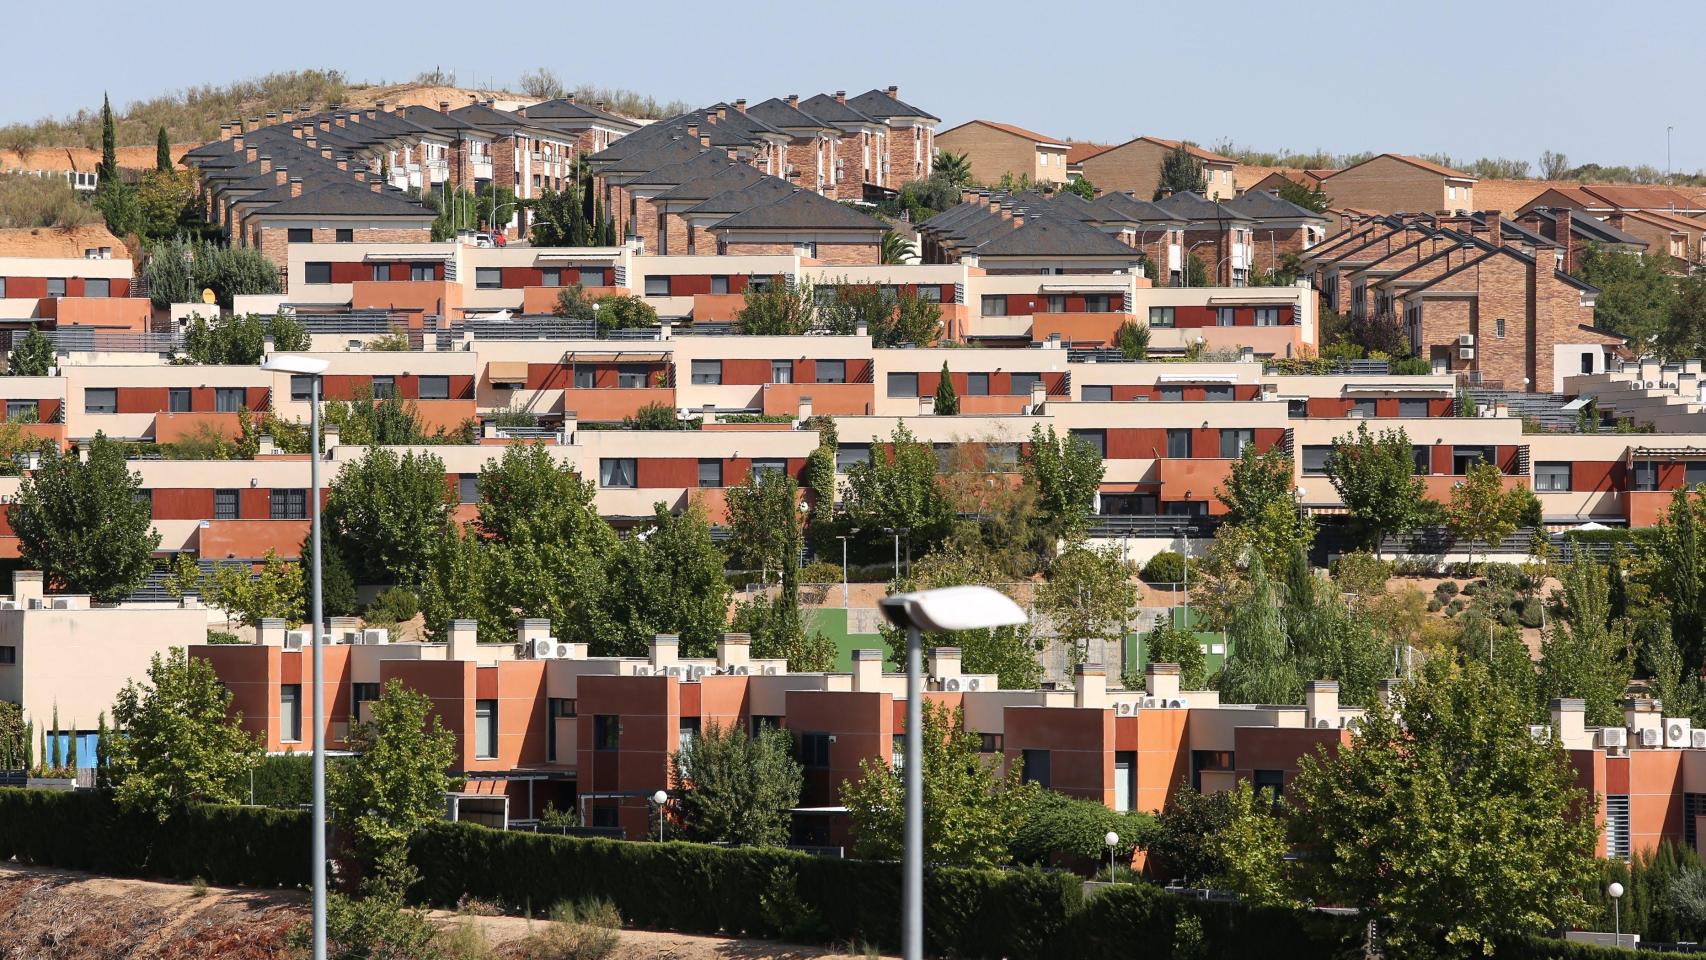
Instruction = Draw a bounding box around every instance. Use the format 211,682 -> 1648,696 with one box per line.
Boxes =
1158,458 -> 1235,512
562,386 -> 676,422
760,382 -> 873,417
472,159 -> 494,181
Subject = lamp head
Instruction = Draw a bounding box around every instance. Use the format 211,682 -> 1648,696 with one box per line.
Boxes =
260,354 -> 331,375
1105,831 -> 1120,847
1609,882 -> 1624,899
879,585 -> 1027,633
652,789 -> 668,805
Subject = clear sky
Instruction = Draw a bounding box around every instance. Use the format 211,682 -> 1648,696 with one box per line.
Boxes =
12,0 -> 1703,174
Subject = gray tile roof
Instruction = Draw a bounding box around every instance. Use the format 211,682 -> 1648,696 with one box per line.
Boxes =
973,215 -> 1138,258
521,98 -> 640,130
797,93 -> 881,128
746,98 -> 836,135
682,178 -> 800,217
249,179 -> 433,219
651,162 -> 769,203
846,89 -> 939,122
1152,191 -> 1252,223
1222,190 -> 1329,222
711,188 -> 887,232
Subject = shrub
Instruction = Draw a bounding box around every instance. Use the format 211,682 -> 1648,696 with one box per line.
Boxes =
1434,581 -> 1460,599
1427,599 -> 1442,613
205,630 -> 243,644
249,752 -> 313,808
1516,598 -> 1544,628
512,899 -> 622,960
1140,552 -> 1186,585
365,586 -> 420,626
800,561 -> 844,583
1009,790 -> 1155,872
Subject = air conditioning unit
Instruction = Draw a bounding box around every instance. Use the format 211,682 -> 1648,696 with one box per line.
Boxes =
1115,702 -> 1133,716
283,630 -> 308,652
1141,697 -> 1159,709
1641,727 -> 1664,748
1599,726 -> 1627,749
1692,729 -> 1706,750
1459,347 -> 1475,360
966,678 -> 981,691
666,666 -> 684,678
1666,717 -> 1693,748
27,598 -> 43,610
0,600 -> 19,611
634,665 -> 652,676
1458,334 -> 1475,347
1343,716 -> 1364,733
1314,718 -> 1333,729
529,638 -> 553,659
763,666 -> 779,675
554,642 -> 571,659
361,628 -> 389,645
1167,698 -> 1189,709
944,678 -> 961,691
1528,724 -> 1552,742
689,664 -> 707,681
50,598 -> 71,610
734,665 -> 750,676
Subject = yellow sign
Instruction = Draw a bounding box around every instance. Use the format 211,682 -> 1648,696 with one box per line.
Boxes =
200,288 -> 216,304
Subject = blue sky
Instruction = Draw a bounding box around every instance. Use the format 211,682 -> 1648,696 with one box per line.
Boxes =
14,0 -> 1703,174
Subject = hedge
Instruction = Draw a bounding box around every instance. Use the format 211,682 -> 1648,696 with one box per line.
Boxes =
407,820 -> 1081,958
0,788 -> 307,888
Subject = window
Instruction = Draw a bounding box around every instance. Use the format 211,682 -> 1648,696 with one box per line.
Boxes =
837,444 -> 870,472
616,365 -> 648,389
1582,352 -> 1596,375
353,683 -> 381,709
280,685 -> 302,742
371,376 -> 396,400
1159,385 -> 1184,402
594,714 -> 620,751
168,388 -> 191,413
1085,294 -> 1111,313
475,267 -> 501,289
798,732 -> 831,769
690,360 -> 722,385
474,699 -> 498,759
815,360 -> 846,384
1413,446 -> 1432,475
574,367 -> 595,389
410,263 -> 435,282
288,228 -> 313,243
1114,751 -> 1136,812
1166,429 -> 1192,459
371,264 -> 388,282
1255,307 -> 1280,326
46,278 -> 66,298
0,278 -> 6,297
1009,373 -> 1039,397
915,285 -> 943,303
216,388 -> 245,413
418,376 -> 449,400
980,733 -> 1005,753
304,262 -> 332,284
751,458 -> 786,478
290,376 -> 312,402
1204,385 -> 1233,402
750,715 -> 782,737
1020,749 -> 1051,787
599,458 -> 637,488
1301,445 -> 1333,476
1352,398 -> 1377,417
540,268 -> 561,288
1189,749 -> 1234,792
1399,398 -> 1429,418
1606,794 -> 1631,861
580,268 -> 606,287
1070,429 -> 1106,458
1688,462 -> 1706,489
1149,306 -> 1175,328
981,295 -> 1008,317
1219,429 -> 1254,459
697,459 -> 723,488
335,228 -> 354,243
887,372 -> 918,398
1046,294 -> 1066,313
1635,460 -> 1659,491
84,278 -> 110,298
457,475 -> 479,504
1253,769 -> 1285,803
1216,307 -> 1235,327
644,276 -> 669,297
1452,445 -> 1493,475
1535,462 -> 1572,492
771,361 -> 793,384
1082,385 -> 1112,402
711,275 -> 729,295
1495,318 -> 1506,339
84,388 -> 116,414
1288,399 -> 1308,419
966,373 -> 990,396
678,717 -> 701,754
0,646 -> 13,665
271,489 -> 307,520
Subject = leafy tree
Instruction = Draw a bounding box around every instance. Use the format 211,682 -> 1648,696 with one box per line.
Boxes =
843,423 -> 955,554
1037,543 -> 1134,664
882,539 -> 1043,688
881,231 -> 917,264
934,150 -> 972,187
1538,555 -> 1634,726
1573,243 -> 1675,348
1022,423 -> 1106,549
155,125 -> 172,172
528,186 -> 586,247
268,312 -> 311,352
133,168 -> 194,239
143,236 -> 280,310
94,179 -> 141,237
1207,780 -> 1293,906
11,434 -> 160,600
7,325 -> 54,376
364,586 -> 419,628
725,467 -> 804,591
1650,487 -> 1706,667
932,362 -> 960,415
330,679 -> 460,866
1153,143 -> 1206,199
1141,615 -> 1207,690
737,277 -> 818,335
592,292 -> 657,333
1009,788 -> 1153,869
324,447 -> 454,585
1216,445 -> 1309,566
1275,178 -> 1330,213
180,311 -> 305,364
166,549 -> 304,627
416,525 -> 499,642
1538,150 -> 1571,180
1214,554 -> 1301,704
1289,658 -> 1598,958
1061,176 -> 1095,200
1326,423 -> 1433,556
893,175 -> 961,222
731,594 -> 838,671
624,402 -> 693,430
1115,318 -> 1148,360
1181,252 -> 1211,287
1147,784 -> 1234,885
322,392 -> 435,445
107,648 -> 262,819
300,525 -> 359,617
670,722 -> 802,847
604,502 -> 731,658
841,701 -> 1038,868
889,290 -> 942,346
1446,461 -> 1529,562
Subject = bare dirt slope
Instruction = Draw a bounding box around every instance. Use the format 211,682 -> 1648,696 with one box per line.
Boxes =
0,865 -> 888,959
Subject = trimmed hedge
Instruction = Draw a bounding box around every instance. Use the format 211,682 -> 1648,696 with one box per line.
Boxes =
1068,884 -> 1361,959
0,788 -> 307,888
408,820 -> 1081,958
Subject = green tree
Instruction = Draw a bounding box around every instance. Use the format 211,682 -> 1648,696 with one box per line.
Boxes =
1141,615 -> 1207,690
1289,658 -> 1599,958
324,447 -> 454,585
11,434 -> 160,600
1275,177 -> 1330,213
1115,318 -> 1148,360
1654,488 -> 1706,667
97,93 -> 118,187
731,594 -> 838,671
7,325 -> 54,376
1206,780 -> 1293,906
300,525 -> 359,617
1539,555 -> 1634,726
881,231 -> 917,265
1037,543 -> 1135,665
1214,554 -> 1302,704
1153,143 -> 1206,199
1061,176 -> 1095,200
1664,271 -> 1706,360
330,679 -> 460,866
133,168 -> 193,239
1147,784 -> 1233,885
1446,461 -> 1527,562
725,467 -> 804,592
624,402 -> 693,430
737,277 -> 818,335
1573,243 -> 1676,348
932,362 -> 959,415
882,539 -> 1043,688
604,502 -> 731,658
1327,423 -> 1433,556
155,125 -> 172,172
416,524 -> 501,642
0,701 -> 28,770
670,722 -> 802,847
843,424 -> 955,553
934,150 -> 972,187
107,648 -> 262,818
1022,423 -> 1106,549
166,549 -> 305,627
1009,788 -> 1153,869
322,392 -> 432,445
841,701 -> 1038,868
527,185 -> 585,247
889,290 -> 943,346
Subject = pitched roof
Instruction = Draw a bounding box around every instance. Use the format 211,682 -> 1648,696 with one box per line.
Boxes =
1522,207 -> 1647,247
1325,153 -> 1476,182
1223,190 -> 1330,221
651,162 -> 769,203
249,179 -> 433,219
520,98 -> 639,129
1577,183 -> 1706,212
1152,191 -> 1252,222
941,120 -> 1067,147
846,88 -> 939,122
710,188 -> 887,232
797,93 -> 881,128
1092,192 -> 1184,223
1066,141 -> 1113,165
974,215 -> 1139,258
683,178 -> 800,217
746,98 -> 836,135
1137,137 -> 1233,164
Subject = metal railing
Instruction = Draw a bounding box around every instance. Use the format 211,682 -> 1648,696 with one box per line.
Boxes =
31,329 -> 183,354
1087,516 -> 1219,539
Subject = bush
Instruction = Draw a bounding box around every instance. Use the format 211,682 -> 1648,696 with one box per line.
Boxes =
799,561 -> 844,583
1390,357 -> 1432,375
1516,598 -> 1544,629
512,899 -> 622,960
1140,552 -> 1186,585
205,630 -> 243,644
1427,599 -> 1442,613
1434,581 -> 1460,599
1010,790 -> 1155,872
1066,882 -> 1363,959
365,586 -> 420,626
249,752 -> 312,808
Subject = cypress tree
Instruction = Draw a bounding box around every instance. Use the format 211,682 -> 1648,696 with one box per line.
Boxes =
98,93 -> 118,188
23,720 -> 32,773
38,724 -> 46,774
933,361 -> 959,415
65,721 -> 77,771
155,125 -> 171,172
49,705 -> 60,770
95,712 -> 109,786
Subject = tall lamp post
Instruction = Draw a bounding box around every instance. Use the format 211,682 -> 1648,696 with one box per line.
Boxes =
837,528 -> 860,607
261,352 -> 331,960
883,527 -> 910,583
879,586 -> 1028,960
1609,881 -> 1625,948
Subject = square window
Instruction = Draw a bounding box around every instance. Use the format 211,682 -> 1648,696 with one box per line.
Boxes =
371,264 -> 388,282
371,376 -> 396,399
697,459 -> 723,488
981,295 -> 1008,317
644,276 -> 670,297
1021,749 -> 1051,787
1148,306 -> 1175,328
887,372 -> 918,398
1535,462 -> 1571,492
216,388 -> 245,413
1159,385 -> 1183,402
0,646 -> 14,665
798,732 -> 831,769
168,388 -> 191,413
475,267 -> 501,289
1166,429 -> 1192,459
837,444 -> 870,472
270,489 -> 307,520
1204,385 -> 1233,402
1688,463 -> 1706,489
410,263 -> 435,282
691,360 -> 722,385
579,268 -> 606,287
1399,398 -> 1428,418
540,268 -> 561,288
595,715 -> 620,751
1085,294 -> 1111,313
1082,385 -> 1112,402
1301,446 -> 1332,475
771,361 -> 793,384
1046,294 -> 1066,313
419,376 -> 449,400
290,375 -> 312,402
1453,446 -> 1493,475
574,368 -> 595,389
84,278 -> 110,298
1352,398 -> 1378,418
214,489 -> 239,520
304,263 -> 332,284
1288,399 -> 1308,419
816,360 -> 846,384
1219,428 -> 1254,459
1255,307 -> 1280,326
966,373 -> 989,396
599,458 -> 637,488
287,228 -> 313,243
1070,429 -> 1106,458
616,365 -> 647,389
1413,446 -> 1431,475
84,388 -> 116,414
711,275 -> 729,295
1216,307 -> 1235,327
915,286 -> 943,304
335,229 -> 354,243
47,278 -> 67,298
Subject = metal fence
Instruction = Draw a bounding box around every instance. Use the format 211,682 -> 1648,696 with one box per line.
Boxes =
25,329 -> 183,354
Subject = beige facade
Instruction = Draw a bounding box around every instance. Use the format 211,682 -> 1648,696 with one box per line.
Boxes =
935,121 -> 1070,186
1318,155 -> 1476,215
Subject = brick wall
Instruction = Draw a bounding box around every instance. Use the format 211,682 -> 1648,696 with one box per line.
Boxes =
1318,157 -> 1447,214
936,124 -> 1039,186
1080,141 -> 1167,198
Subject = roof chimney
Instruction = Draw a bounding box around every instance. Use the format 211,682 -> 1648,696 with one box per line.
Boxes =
1485,210 -> 1502,248
700,134 -> 712,148
786,94 -> 799,109
376,99 -> 386,111
219,123 -> 233,142
231,132 -> 245,154
291,123 -> 303,140
835,90 -> 847,104
886,85 -> 899,99
265,112 -> 278,125
566,94 -> 576,104
274,166 -> 287,186
734,98 -> 746,113
439,100 -> 450,115
595,101 -> 607,110
686,123 -> 699,140
288,177 -> 303,198
716,105 -> 727,121
245,144 -> 257,163
282,107 -> 295,125
258,154 -> 272,174
370,178 -> 382,192
1556,208 -> 1575,272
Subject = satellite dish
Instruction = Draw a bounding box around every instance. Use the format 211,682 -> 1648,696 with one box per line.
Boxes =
200,288 -> 216,304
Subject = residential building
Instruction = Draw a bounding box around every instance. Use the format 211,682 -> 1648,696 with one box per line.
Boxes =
1078,138 -> 1238,202
1315,154 -> 1477,215
935,120 -> 1071,186
844,87 -> 938,185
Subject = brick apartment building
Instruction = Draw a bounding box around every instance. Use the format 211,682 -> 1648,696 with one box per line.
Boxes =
934,120 -> 1072,186
1314,154 -> 1478,215
1077,138 -> 1238,201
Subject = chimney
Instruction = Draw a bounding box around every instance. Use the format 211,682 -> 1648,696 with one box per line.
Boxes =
595,101 -> 607,110
318,117 -> 331,132
282,107 -> 295,125
245,144 -> 258,164
274,166 -> 287,186
1484,210 -> 1502,248
219,123 -> 233,142
370,178 -> 383,193
928,646 -> 962,680
231,132 -> 244,154
257,618 -> 288,646
258,154 -> 272,174
376,99 -> 386,113
439,100 -> 450,115
851,648 -> 884,691
797,396 -> 813,420
700,134 -> 712,149
649,634 -> 681,671
365,108 -> 377,121
704,112 -> 717,126
918,395 -> 933,416
1556,208 -> 1575,272
518,618 -> 551,646
716,106 -> 727,122
717,633 -> 751,672
1551,698 -> 1587,746
886,85 -> 899,99
1305,680 -> 1340,727
701,403 -> 716,426
335,156 -> 348,172
566,94 -> 576,104
1074,663 -> 1107,708
686,123 -> 699,141
734,98 -> 746,113
305,135 -> 317,151
835,90 -> 847,104
320,146 -> 333,161
265,112 -> 278,127
1012,207 -> 1027,229
1145,662 -> 1181,699
449,619 -> 478,660
288,177 -> 303,198
786,94 -> 799,109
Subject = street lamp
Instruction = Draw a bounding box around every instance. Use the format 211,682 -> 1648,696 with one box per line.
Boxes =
883,527 -> 910,584
1104,831 -> 1120,882
261,352 -> 331,960
879,586 -> 1028,960
1609,881 -> 1625,947
652,789 -> 669,842
836,528 -> 860,608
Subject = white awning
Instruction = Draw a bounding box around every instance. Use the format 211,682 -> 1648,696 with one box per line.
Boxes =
1156,373 -> 1239,384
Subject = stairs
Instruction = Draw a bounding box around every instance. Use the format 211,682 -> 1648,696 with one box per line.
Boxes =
1466,389 -> 1581,432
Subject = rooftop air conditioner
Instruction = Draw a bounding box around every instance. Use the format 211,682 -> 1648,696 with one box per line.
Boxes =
1666,717 -> 1693,748
1458,334 -> 1475,346
763,666 -> 779,675
1344,716 -> 1364,733
966,678 -> 981,691
689,664 -> 707,681
284,630 -> 308,652
1599,726 -> 1627,749
666,666 -> 684,679
1528,724 -> 1552,742
1141,697 -> 1159,709
531,638 -> 555,660
0,600 -> 19,611
1641,727 -> 1664,748
361,628 -> 389,645
1459,347 -> 1475,360
554,642 -> 571,659
1115,702 -> 1133,716
1693,729 -> 1706,750
1167,698 -> 1189,709
634,665 -> 652,676
945,678 -> 961,691
1314,718 -> 1333,729
734,665 -> 750,676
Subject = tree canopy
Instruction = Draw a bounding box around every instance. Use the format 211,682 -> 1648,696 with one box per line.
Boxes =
107,648 -> 262,818
11,433 -> 161,600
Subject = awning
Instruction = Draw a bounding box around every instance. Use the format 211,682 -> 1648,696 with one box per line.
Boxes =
1156,373 -> 1239,384
1205,297 -> 1295,305
1632,446 -> 1706,459
488,361 -> 529,384
1560,395 -> 1595,411
363,252 -> 451,261
1037,283 -> 1129,293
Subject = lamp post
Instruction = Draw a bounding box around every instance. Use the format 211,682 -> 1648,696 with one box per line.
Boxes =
1610,881 -> 1624,947
883,527 -> 910,584
836,528 -> 860,607
1105,831 -> 1120,882
880,586 -> 1028,960
261,352 -> 331,960
652,789 -> 668,842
